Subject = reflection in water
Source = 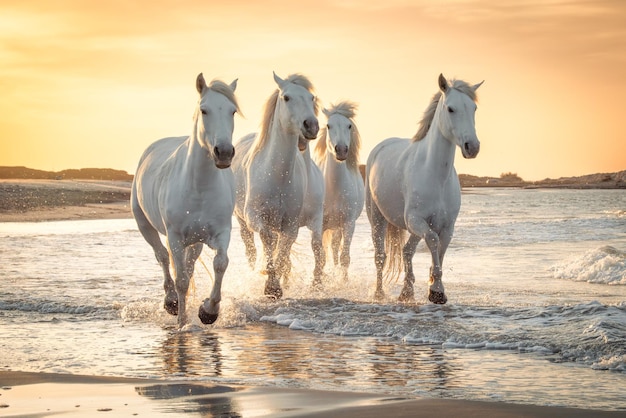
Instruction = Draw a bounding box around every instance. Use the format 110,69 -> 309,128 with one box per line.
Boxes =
161,331 -> 222,377
135,383 -> 241,417
154,324 -> 459,396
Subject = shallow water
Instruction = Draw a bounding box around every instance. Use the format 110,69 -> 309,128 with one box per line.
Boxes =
1,189 -> 625,411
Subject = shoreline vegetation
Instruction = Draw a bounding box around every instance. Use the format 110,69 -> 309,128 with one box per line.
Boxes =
0,165 -> 624,223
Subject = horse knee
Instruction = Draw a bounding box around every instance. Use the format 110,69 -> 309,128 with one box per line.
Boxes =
374,251 -> 386,269
213,252 -> 229,276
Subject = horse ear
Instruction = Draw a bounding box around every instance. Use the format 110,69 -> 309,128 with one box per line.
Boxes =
472,80 -> 485,92
196,73 -> 207,94
438,73 -> 449,93
273,71 -> 287,89
230,78 -> 238,92
322,108 -> 331,117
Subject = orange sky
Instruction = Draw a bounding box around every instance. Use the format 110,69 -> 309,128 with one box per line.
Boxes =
1,0 -> 625,180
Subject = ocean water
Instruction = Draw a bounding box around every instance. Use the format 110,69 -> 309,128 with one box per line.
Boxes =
0,188 -> 625,411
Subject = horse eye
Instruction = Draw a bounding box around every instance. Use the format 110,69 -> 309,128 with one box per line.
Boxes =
201,109 -> 207,115
348,124 -> 352,130
447,107 -> 455,113
284,95 -> 290,102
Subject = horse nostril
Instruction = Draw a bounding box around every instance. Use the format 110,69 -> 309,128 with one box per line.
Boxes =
214,146 -> 221,158
464,142 -> 470,152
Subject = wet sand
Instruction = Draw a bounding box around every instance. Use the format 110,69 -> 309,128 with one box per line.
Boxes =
2,180 -> 625,416
1,371 -> 624,417
0,179 -> 132,222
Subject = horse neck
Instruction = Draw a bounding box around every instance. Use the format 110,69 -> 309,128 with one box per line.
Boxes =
323,150 -> 351,179
302,144 -> 314,172
414,108 -> 457,181
261,116 -> 300,177
181,129 -> 217,185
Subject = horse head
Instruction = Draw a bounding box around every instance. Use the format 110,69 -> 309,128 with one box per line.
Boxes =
195,73 -> 240,168
437,73 -> 483,159
273,72 -> 319,140
323,103 -> 357,162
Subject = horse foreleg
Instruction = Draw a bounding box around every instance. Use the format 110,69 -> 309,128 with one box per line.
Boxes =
259,229 -> 281,298
274,231 -> 298,295
331,230 -> 341,266
199,235 -> 229,325
398,234 -> 420,302
424,230 -> 446,304
167,237 -> 192,327
310,227 -> 324,289
406,217 -> 446,304
339,221 -> 356,282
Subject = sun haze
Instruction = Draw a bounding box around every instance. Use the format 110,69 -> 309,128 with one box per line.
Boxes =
1,0 -> 625,180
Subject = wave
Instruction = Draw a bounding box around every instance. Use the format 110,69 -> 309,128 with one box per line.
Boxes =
250,298 -> 626,372
552,246 -> 626,285
0,297 -> 118,319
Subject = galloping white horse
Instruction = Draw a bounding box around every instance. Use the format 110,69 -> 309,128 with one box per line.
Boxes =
131,74 -> 240,327
232,72 -> 320,298
313,101 -> 364,281
365,74 -> 483,304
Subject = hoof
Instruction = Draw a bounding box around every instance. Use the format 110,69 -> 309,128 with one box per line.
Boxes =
398,288 -> 415,303
164,299 -> 179,316
198,307 -> 218,325
264,286 -> 283,300
374,289 -> 385,302
311,278 -> 323,291
428,290 -> 447,304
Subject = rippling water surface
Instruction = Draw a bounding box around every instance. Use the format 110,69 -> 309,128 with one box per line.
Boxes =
1,189 -> 625,411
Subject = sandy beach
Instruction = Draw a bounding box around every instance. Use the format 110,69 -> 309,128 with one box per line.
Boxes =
2,370 -> 625,417
1,180 -> 625,417
0,179 -> 132,222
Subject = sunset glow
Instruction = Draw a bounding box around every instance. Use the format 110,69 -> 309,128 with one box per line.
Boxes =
1,0 -> 625,180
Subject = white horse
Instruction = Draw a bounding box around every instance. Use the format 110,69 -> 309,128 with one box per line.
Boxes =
131,74 -> 240,327
232,72 -> 320,298
365,74 -> 483,304
313,101 -> 364,281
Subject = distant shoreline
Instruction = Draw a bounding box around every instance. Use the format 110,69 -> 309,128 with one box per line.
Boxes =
0,166 -> 624,223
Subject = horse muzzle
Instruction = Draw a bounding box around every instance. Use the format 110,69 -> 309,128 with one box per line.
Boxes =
461,140 -> 480,159
334,144 -> 349,161
302,117 -> 319,140
213,144 -> 235,169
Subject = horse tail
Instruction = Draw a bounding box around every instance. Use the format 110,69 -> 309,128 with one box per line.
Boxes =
383,223 -> 406,284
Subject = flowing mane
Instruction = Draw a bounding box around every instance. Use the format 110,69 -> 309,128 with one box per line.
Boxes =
314,101 -> 361,171
246,74 -> 319,165
412,79 -> 478,142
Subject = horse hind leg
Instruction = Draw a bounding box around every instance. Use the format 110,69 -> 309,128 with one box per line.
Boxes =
237,216 -> 257,269
132,205 -> 178,315
369,215 -> 387,301
398,234 -> 420,302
